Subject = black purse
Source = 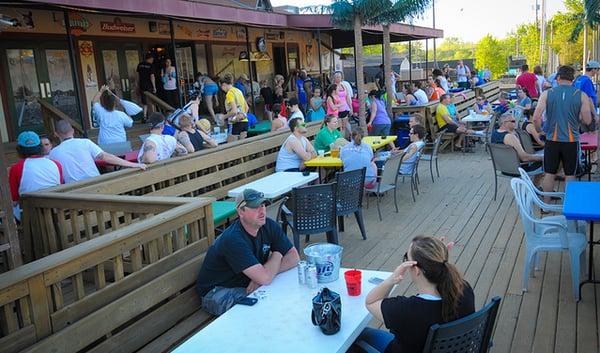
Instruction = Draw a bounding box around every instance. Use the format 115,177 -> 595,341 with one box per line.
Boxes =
311,287 -> 342,335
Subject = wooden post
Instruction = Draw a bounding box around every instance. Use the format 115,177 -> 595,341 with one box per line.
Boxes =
244,26 -> 256,114
169,19 -> 183,108
316,29 -> 323,79
64,11 -> 87,136
0,129 -> 23,269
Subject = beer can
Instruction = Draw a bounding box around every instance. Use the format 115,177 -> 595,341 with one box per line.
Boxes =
307,264 -> 318,289
297,261 -> 307,285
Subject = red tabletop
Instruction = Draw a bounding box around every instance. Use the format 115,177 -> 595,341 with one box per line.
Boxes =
95,150 -> 139,168
580,132 -> 598,151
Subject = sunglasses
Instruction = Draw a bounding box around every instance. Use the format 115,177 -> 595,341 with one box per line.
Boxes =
507,120 -> 516,123
297,122 -> 307,128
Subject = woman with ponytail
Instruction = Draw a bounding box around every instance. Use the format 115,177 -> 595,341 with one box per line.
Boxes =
357,236 -> 475,353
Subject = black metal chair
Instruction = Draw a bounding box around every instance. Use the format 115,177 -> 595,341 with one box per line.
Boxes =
365,153 -> 403,221
335,168 -> 367,240
356,297 -> 502,353
421,133 -> 443,183
281,183 -> 338,251
421,296 -> 501,353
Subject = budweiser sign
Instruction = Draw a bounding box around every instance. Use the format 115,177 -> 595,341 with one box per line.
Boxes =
100,17 -> 135,33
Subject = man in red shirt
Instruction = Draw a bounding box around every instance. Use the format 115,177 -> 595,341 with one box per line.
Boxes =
9,131 -> 63,221
516,64 -> 539,98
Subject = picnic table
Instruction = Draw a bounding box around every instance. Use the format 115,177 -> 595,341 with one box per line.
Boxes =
563,181 -> 600,299
212,201 -> 237,227
227,172 -> 318,199
172,267 -> 391,353
95,150 -> 139,168
580,132 -> 598,181
304,156 -> 344,168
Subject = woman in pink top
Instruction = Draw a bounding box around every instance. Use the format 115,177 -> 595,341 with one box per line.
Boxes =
326,84 -> 342,117
334,71 -> 353,138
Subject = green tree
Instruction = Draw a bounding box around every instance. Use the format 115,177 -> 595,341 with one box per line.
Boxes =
475,35 -> 507,79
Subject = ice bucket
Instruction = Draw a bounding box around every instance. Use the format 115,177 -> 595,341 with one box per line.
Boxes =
303,243 -> 343,283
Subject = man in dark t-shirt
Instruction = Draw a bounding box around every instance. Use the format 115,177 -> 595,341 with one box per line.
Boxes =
196,189 -> 300,311
136,53 -> 156,119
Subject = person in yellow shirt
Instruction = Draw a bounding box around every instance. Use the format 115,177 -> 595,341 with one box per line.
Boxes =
220,73 -> 249,141
435,94 -> 469,149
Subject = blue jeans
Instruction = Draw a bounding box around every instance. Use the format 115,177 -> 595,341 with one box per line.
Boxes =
356,327 -> 394,352
371,124 -> 391,136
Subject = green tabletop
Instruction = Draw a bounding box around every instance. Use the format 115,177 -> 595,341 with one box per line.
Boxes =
248,120 -> 272,136
212,201 -> 237,226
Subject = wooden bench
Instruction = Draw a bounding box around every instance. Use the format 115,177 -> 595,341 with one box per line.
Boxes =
392,81 -> 500,150
0,196 -> 215,353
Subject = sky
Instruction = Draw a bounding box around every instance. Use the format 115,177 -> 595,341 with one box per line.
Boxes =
271,0 -> 568,43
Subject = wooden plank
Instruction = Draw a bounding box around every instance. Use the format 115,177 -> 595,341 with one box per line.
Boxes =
113,256 -> 124,282
50,240 -> 206,331
24,256 -> 204,353
42,209 -> 58,254
94,264 -> 106,290
0,282 -> 28,307
0,325 -> 36,353
51,283 -> 63,311
1,303 -> 19,334
174,228 -> 185,251
531,252 -> 560,353
130,247 -> 143,272
55,210 -> 70,249
70,210 -> 82,244
25,275 -> 51,341
72,273 -> 85,301
18,297 -> 31,326
87,288 -> 206,353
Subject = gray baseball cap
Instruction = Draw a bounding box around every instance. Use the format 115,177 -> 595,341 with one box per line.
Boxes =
586,60 -> 600,69
235,189 -> 266,208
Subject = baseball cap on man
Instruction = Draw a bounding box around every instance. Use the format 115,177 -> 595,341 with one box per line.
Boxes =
17,131 -> 41,148
235,188 -> 267,208
587,60 -> 600,69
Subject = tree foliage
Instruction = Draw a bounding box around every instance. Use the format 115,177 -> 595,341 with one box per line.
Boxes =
475,35 -> 507,79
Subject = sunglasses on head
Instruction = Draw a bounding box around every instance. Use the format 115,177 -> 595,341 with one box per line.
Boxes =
238,191 -> 265,208
297,122 -> 307,128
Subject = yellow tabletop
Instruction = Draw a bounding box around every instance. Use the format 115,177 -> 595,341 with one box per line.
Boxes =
304,156 -> 343,168
362,136 -> 397,150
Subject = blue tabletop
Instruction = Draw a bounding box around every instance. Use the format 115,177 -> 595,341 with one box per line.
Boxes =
563,182 -> 600,221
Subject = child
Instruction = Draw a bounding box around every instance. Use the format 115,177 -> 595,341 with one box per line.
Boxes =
307,87 -> 326,122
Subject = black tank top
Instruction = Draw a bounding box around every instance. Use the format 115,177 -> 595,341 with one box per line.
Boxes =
186,129 -> 204,151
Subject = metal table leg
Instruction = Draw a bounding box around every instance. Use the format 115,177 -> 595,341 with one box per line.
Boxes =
579,221 -> 600,300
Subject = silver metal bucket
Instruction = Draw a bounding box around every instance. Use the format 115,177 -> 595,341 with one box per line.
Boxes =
303,243 -> 343,283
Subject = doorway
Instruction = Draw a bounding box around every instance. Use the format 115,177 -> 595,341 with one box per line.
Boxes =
273,44 -> 286,76
0,40 -> 80,137
96,42 -> 143,103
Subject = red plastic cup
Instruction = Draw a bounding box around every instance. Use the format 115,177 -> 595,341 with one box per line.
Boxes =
344,269 -> 362,296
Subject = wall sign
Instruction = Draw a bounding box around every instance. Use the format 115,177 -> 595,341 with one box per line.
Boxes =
197,29 -> 210,39
100,17 -> 136,33
256,37 -> 267,52
65,13 -> 91,36
212,27 -> 227,38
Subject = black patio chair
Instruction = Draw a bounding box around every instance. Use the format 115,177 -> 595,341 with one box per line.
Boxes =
356,296 -> 502,353
365,153 -> 403,221
514,128 -> 536,154
421,296 -> 501,353
281,183 -> 338,250
335,168 -> 367,240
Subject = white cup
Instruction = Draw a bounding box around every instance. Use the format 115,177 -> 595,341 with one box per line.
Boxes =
318,150 -> 325,157
214,127 -> 220,134
468,109 -> 475,117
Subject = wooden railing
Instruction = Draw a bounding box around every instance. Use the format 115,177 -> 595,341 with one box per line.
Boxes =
143,91 -> 175,115
0,197 -> 213,353
37,98 -> 85,137
392,81 -> 501,142
46,121 -> 322,199
19,193 -> 205,261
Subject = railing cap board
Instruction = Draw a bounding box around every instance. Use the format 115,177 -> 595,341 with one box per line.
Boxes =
45,121 -> 321,194
0,199 -> 212,290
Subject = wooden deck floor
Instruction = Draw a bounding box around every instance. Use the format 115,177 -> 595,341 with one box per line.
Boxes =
332,148 -> 600,353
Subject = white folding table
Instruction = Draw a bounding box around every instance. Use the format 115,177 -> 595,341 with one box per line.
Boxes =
172,267 -> 391,353
227,172 -> 319,199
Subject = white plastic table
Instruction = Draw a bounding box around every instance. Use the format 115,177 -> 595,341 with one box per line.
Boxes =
461,114 -> 490,123
227,172 -> 319,199
172,267 -> 391,353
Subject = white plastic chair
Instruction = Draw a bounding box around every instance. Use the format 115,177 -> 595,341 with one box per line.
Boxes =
511,178 -> 587,300
517,167 -> 586,234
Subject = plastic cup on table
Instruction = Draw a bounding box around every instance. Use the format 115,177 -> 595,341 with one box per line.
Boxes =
318,150 -> 325,157
344,269 -> 362,296
331,149 -> 340,158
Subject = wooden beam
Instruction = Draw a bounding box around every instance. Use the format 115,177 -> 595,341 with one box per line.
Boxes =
0,128 -> 22,270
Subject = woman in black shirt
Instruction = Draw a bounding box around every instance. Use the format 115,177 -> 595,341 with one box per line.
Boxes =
358,236 -> 475,353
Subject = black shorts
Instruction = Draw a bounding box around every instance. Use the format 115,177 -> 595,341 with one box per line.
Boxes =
231,121 -> 249,135
440,124 -> 458,133
543,140 -> 578,175
339,111 -> 350,119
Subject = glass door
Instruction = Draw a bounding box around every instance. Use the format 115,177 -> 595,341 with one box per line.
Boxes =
97,43 -> 142,102
1,40 -> 79,136
175,45 -> 194,102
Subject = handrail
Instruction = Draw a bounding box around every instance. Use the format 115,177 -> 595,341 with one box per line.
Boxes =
144,91 -> 175,114
36,97 -> 85,136
0,197 -> 212,290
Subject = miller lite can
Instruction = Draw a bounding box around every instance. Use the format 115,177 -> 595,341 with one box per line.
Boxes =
307,264 -> 318,289
297,261 -> 307,285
